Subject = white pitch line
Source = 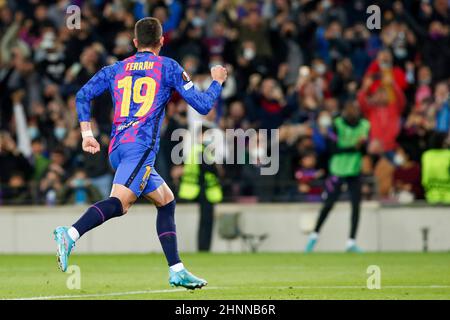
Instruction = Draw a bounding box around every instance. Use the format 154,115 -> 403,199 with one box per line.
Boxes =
5,286 -> 221,300
261,285 -> 450,289
5,284 -> 450,300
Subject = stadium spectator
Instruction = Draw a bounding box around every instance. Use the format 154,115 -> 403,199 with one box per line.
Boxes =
39,169 -> 63,206
392,144 -> 424,202
2,172 -> 32,205
294,151 -> 324,201
432,82 -> 450,135
357,72 -> 406,158
58,168 -> 102,205
0,0 -> 449,205
0,131 -> 33,185
30,138 -> 50,182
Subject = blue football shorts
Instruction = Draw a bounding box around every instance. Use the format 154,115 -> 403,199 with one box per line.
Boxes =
109,143 -> 165,197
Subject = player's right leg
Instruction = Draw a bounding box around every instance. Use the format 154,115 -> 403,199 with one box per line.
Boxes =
143,175 -> 207,290
53,184 -> 135,272
53,144 -> 140,272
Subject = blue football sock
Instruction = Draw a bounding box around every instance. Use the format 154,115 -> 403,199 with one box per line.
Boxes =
156,200 -> 181,267
72,197 -> 123,238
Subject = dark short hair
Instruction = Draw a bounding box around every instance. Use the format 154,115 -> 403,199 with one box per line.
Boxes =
134,17 -> 162,48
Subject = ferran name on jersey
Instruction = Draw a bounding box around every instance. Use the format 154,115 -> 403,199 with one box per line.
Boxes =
139,166 -> 152,191
125,61 -> 155,71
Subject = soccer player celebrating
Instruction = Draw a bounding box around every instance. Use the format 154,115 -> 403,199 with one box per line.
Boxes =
53,17 -> 227,289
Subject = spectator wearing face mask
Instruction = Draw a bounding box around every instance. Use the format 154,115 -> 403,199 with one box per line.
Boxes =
392,144 -> 424,202
312,110 -> 334,169
112,31 -> 134,61
238,9 -> 272,63
53,118 -> 67,143
364,49 -> 407,93
58,168 -> 102,205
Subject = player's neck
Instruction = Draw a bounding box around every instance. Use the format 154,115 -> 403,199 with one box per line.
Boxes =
137,47 -> 160,56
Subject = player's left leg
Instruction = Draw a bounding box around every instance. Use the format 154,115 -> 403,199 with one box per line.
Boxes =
143,172 -> 207,290
346,176 -> 363,253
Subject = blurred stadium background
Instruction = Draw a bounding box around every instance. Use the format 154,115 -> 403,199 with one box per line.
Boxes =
0,0 -> 449,257
1,0 -> 450,301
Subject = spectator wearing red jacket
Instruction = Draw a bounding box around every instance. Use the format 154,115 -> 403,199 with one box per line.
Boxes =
364,49 -> 407,93
357,72 -> 406,157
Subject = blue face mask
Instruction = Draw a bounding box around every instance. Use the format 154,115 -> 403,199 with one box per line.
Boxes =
28,127 -> 40,139
54,127 -> 67,140
73,178 -> 85,188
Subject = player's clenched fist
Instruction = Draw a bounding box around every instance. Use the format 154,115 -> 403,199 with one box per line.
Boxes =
82,136 -> 101,154
211,65 -> 228,85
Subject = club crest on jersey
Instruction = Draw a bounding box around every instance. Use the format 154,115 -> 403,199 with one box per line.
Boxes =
182,71 -> 191,82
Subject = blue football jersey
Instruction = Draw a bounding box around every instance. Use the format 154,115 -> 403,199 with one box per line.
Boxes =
75,51 -> 222,153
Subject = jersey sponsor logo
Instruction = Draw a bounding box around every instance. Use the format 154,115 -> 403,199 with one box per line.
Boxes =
117,120 -> 140,131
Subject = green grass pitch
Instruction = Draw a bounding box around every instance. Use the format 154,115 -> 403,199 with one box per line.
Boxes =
1,253 -> 449,300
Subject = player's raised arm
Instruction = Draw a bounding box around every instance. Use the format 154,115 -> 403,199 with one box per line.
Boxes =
75,66 -> 113,154
168,60 -> 228,115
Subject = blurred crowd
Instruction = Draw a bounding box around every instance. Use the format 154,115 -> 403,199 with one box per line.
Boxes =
0,0 -> 449,205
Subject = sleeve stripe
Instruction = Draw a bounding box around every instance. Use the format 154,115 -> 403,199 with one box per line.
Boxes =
183,81 -> 194,90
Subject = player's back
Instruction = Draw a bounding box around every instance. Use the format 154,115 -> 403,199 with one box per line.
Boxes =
76,51 -> 222,155
107,51 -> 172,154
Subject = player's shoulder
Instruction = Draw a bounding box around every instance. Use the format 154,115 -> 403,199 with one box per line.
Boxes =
159,56 -> 182,71
99,60 -> 122,77
159,56 -> 190,85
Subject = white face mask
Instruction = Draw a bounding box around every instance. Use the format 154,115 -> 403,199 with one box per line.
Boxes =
314,64 -> 326,75
243,48 -> 256,60
318,116 -> 332,128
115,37 -> 129,47
393,153 -> 405,166
28,127 -> 40,139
